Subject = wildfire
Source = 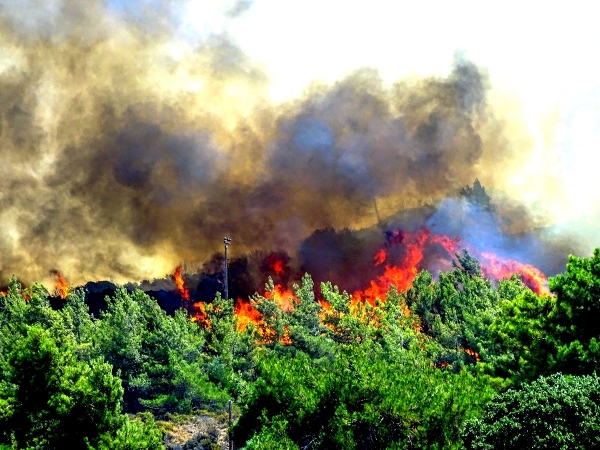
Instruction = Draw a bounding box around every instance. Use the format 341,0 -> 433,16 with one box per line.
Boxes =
353,230 -> 459,306
218,228 -> 549,345
264,284 -> 296,311
54,272 -> 70,299
231,283 -> 297,345
351,229 -> 549,306
175,227 -> 549,359
480,252 -> 550,295
235,297 -> 261,331
173,266 -> 190,301
272,260 -> 284,276
373,249 -> 386,266
174,266 -> 210,324
234,283 -> 297,333
464,348 -> 481,362
191,301 -> 210,327
263,252 -> 288,276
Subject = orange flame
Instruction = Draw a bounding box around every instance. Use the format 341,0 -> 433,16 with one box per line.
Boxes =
233,284 -> 296,346
319,299 -> 332,312
264,284 -> 297,311
198,228 -> 548,360
173,266 -> 190,301
263,252 -> 287,276
234,284 -> 297,331
173,267 -> 209,324
353,230 -> 457,306
480,252 -> 549,295
272,260 -> 284,276
191,301 -> 211,327
234,297 -> 261,331
373,249 -> 386,266
280,326 -> 292,345
54,272 -> 70,299
464,348 -> 481,361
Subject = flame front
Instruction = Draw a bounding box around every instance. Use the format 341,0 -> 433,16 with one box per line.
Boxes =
226,228 -> 549,346
173,228 -> 549,360
234,283 -> 297,334
353,230 -> 462,306
264,284 -> 297,312
235,297 -> 261,332
191,301 -> 210,328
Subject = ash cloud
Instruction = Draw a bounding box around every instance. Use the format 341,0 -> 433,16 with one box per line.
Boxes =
0,1 -> 575,286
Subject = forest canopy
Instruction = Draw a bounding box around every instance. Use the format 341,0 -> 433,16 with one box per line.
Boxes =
0,248 -> 599,448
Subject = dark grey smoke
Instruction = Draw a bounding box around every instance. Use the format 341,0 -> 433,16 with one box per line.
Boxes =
0,0 -> 574,287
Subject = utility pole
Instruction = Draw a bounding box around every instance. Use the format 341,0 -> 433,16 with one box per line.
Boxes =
224,237 -> 233,450
224,237 -> 232,301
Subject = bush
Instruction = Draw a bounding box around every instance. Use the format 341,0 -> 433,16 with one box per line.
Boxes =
462,373 -> 600,449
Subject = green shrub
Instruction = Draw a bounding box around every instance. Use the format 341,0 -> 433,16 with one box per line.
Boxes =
463,373 -> 600,449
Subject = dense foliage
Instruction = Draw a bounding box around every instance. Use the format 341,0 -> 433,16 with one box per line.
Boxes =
0,280 -> 220,448
462,373 -> 600,449
1,246 -> 600,448
486,249 -> 600,385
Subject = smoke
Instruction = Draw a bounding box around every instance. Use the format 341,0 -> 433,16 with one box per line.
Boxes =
426,198 -> 572,275
0,0 -> 581,286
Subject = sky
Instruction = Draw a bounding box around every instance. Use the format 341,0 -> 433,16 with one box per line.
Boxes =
104,1 -> 600,103
101,0 -> 600,125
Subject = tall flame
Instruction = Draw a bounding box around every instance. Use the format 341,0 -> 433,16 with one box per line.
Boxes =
264,284 -> 297,312
353,230 -> 461,306
191,301 -> 210,327
235,297 -> 261,331
173,266 -> 190,301
54,272 -> 70,299
174,267 -> 211,326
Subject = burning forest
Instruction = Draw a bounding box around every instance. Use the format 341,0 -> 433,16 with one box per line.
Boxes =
1,1 -> 600,449
45,184 -> 555,336
39,180 -> 556,330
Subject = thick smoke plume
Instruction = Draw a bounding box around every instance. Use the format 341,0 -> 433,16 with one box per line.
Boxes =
0,1 -> 578,286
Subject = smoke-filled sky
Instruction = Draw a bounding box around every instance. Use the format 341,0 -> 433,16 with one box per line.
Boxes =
0,0 -> 598,286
